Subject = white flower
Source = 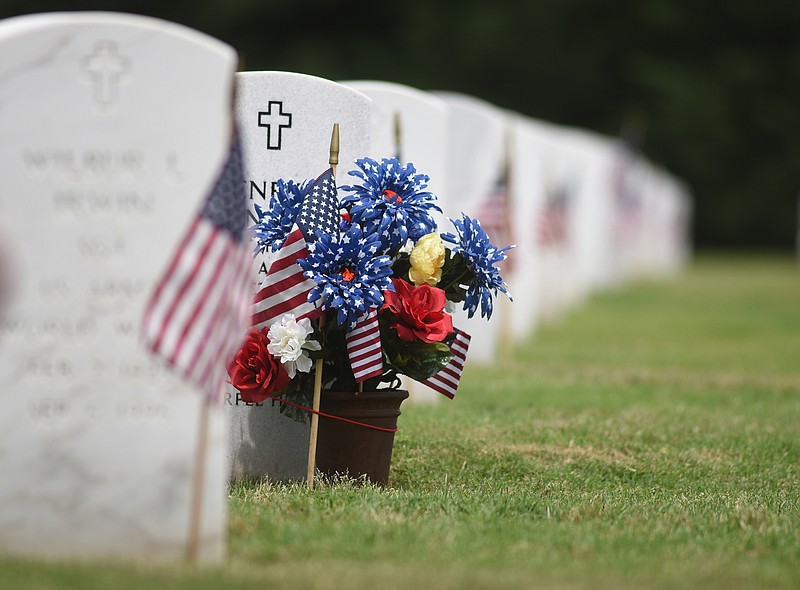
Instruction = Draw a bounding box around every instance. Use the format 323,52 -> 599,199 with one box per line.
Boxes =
267,314 -> 321,378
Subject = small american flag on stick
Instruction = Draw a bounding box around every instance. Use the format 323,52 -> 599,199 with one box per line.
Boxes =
420,329 -> 471,399
251,167 -> 339,330
346,307 -> 383,383
141,139 -> 251,402
475,169 -> 515,273
537,186 -> 570,250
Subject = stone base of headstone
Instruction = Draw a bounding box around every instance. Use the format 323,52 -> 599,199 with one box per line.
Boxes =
226,384 -> 310,481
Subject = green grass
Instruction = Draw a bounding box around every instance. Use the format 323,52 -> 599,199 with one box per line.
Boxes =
3,253 -> 800,589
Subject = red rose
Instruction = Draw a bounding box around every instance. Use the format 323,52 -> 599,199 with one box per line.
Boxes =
382,278 -> 453,343
228,328 -> 291,403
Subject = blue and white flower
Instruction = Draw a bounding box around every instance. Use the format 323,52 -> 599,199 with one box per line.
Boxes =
442,213 -> 514,320
298,223 -> 394,331
340,157 -> 441,255
251,178 -> 309,254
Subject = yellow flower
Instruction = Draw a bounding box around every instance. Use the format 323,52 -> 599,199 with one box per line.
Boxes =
409,232 -> 445,286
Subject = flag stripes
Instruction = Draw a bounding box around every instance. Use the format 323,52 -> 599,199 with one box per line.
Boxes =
251,226 -> 318,330
476,190 -> 510,242
141,189 -> 251,401
537,182 -> 571,250
421,329 -> 471,398
346,308 -> 383,382
537,201 -> 568,248
184,245 -> 252,393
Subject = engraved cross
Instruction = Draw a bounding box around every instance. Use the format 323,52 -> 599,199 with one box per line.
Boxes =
81,40 -> 131,109
257,101 -> 292,150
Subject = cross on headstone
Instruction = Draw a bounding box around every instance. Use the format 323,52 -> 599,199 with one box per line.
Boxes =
81,40 -> 131,109
257,101 -> 292,150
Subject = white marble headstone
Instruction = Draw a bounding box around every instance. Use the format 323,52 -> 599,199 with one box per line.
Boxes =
505,114 -> 557,340
0,13 -> 237,562
0,231 -> 10,318
528,126 -> 587,323
229,71 -> 370,481
432,92 -> 511,364
556,128 -> 617,302
668,177 -> 693,272
342,80 -> 450,403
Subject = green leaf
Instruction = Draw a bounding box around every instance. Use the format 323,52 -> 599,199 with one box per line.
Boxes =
380,322 -> 454,382
391,253 -> 412,283
438,250 -> 472,302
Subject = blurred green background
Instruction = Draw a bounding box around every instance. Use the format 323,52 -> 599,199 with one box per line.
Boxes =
2,0 -> 798,251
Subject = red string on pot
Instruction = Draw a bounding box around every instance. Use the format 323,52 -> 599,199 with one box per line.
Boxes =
264,392 -> 399,433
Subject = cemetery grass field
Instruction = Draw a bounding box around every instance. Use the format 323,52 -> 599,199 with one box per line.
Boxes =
3,253 -> 799,589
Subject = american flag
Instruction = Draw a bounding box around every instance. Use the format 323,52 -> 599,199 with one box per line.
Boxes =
251,168 -> 339,330
420,329 -> 471,399
475,170 -> 515,273
346,307 -> 383,383
251,225 -> 319,330
141,140 -> 251,401
536,184 -> 570,250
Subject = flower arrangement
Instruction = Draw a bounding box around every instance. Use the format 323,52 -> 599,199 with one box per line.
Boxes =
229,157 -> 513,423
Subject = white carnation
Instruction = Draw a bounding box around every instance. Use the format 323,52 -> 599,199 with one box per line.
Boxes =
267,314 -> 321,379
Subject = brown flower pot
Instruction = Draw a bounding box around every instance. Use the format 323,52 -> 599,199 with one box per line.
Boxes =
315,389 -> 409,486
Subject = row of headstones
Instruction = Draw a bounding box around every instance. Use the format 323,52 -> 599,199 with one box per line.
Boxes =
0,12 -> 691,563
232,79 -> 693,483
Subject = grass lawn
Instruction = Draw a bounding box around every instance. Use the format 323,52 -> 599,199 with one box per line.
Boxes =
3,253 -> 799,589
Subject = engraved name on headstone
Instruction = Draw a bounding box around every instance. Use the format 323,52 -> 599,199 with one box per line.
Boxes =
0,12 -> 237,562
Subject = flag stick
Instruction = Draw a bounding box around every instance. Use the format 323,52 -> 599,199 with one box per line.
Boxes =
306,315 -> 326,488
498,128 -> 514,364
306,123 -> 340,489
393,111 -> 402,163
186,396 -> 211,562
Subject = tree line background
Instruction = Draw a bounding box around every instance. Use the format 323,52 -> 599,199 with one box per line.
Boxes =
2,0 -> 798,250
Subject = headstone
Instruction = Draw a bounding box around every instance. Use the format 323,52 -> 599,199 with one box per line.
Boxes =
505,114 -> 560,340
432,92 -> 510,364
0,12 -> 237,562
230,71 -> 371,480
646,169 -> 670,277
533,127 -> 590,322
342,80 -> 450,403
656,169 -> 692,276
0,231 -> 10,318
559,128 -> 618,298
673,180 -> 693,271
627,158 -> 659,278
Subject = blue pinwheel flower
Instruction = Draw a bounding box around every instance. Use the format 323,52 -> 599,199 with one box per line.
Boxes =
251,178 -> 309,254
441,213 -> 514,320
298,223 -> 394,331
340,157 -> 442,255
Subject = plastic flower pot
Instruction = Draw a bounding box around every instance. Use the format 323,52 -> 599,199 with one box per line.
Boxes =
315,389 -> 409,486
